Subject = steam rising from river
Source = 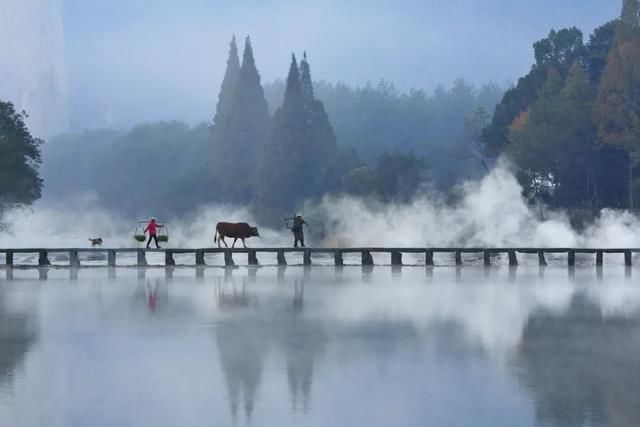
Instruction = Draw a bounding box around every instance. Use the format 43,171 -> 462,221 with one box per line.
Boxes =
317,163 -> 640,248
1,164 -> 639,249
0,198 -> 286,249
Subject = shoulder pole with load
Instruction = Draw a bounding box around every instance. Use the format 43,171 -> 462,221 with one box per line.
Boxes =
133,220 -> 170,243
283,213 -> 294,230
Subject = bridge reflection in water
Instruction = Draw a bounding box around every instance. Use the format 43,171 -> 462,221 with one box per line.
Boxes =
0,268 -> 638,426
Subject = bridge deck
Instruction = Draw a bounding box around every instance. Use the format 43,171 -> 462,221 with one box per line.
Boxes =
0,247 -> 636,268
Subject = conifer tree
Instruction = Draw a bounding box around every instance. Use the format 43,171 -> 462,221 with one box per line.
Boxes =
212,36 -> 240,128
254,55 -> 305,223
254,54 -> 337,224
283,54 -> 305,111
214,36 -> 270,203
298,53 -> 337,194
210,36 -> 240,200
299,52 -> 314,104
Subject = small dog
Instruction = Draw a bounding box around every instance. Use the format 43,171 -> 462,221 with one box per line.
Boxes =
89,238 -> 103,247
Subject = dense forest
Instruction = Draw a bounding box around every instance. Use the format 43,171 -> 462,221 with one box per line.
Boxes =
5,0 -> 640,225
262,78 -> 503,188
484,0 -> 640,209
38,36 -> 503,223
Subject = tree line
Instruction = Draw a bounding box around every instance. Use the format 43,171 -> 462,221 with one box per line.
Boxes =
17,3 -> 640,224
482,0 -> 640,209
32,35 -> 502,222
12,5 -> 640,222
263,78 -> 503,189
211,36 -> 492,224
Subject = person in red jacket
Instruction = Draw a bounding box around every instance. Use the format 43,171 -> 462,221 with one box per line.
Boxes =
144,217 -> 164,249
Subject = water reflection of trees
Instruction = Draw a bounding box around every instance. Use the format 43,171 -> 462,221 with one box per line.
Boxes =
213,278 -> 438,421
214,279 -> 329,420
0,295 -> 37,388
280,281 -> 326,413
337,320 -> 421,368
516,294 -> 640,427
215,281 -> 251,310
215,279 -> 268,424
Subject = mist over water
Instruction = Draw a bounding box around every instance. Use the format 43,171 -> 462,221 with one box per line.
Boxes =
0,200 -> 286,249
3,3 -> 639,427
2,163 -> 639,250
0,267 -> 639,426
318,163 -> 640,248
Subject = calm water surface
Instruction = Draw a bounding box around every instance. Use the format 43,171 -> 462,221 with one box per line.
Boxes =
0,266 -> 638,427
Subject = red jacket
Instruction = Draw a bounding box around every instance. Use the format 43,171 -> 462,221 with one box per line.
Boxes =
144,220 -> 159,236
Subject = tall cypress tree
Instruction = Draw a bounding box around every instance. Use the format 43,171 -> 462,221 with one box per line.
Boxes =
213,35 -> 240,129
214,36 -> 270,203
298,53 -> 337,194
299,52 -> 314,105
254,54 -> 337,224
254,55 -> 304,223
210,36 -> 240,200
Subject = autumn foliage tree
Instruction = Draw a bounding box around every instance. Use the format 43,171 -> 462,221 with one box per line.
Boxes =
482,28 -> 586,157
509,65 -> 602,206
482,0 -> 640,209
594,0 -> 640,208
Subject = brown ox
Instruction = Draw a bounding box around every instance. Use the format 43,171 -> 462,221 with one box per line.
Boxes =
214,222 -> 260,248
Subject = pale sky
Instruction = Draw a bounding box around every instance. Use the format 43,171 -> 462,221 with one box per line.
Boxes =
3,0 -> 623,132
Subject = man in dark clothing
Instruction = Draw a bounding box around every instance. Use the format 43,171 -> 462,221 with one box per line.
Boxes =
288,213 -> 307,248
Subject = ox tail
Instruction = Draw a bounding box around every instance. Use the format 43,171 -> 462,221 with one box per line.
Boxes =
214,224 -> 218,243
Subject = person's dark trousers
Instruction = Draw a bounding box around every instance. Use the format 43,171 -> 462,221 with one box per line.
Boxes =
146,235 -> 159,248
294,230 -> 305,248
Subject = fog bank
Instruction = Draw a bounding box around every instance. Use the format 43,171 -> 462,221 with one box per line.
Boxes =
317,163 -> 640,248
2,164 -> 639,250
